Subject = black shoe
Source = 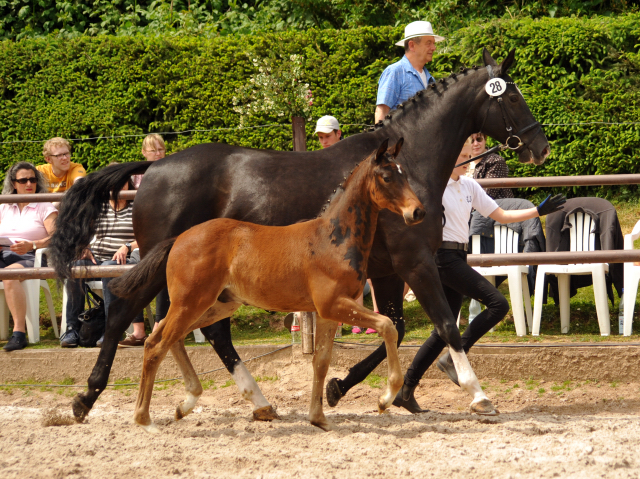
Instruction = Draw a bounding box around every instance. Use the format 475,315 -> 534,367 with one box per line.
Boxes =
60,329 -> 79,348
392,383 -> 428,414
3,334 -> 27,352
436,352 -> 460,387
326,378 -> 344,408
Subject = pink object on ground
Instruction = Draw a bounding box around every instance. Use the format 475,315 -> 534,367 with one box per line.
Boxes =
365,328 -> 377,334
351,326 -> 362,334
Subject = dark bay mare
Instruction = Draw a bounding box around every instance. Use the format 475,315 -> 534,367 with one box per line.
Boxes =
49,49 -> 550,422
109,139 -> 424,432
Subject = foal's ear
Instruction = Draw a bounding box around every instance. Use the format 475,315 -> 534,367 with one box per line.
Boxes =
391,137 -> 404,158
482,47 -> 498,67
500,49 -> 516,74
373,138 -> 390,164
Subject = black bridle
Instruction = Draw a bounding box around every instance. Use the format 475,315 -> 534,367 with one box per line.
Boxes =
455,65 -> 543,168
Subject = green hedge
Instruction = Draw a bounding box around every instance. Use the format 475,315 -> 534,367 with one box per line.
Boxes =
0,14 -> 639,198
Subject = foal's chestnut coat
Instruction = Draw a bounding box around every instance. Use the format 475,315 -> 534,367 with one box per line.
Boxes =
111,139 -> 425,432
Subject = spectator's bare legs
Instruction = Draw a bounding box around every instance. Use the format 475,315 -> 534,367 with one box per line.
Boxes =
3,264 -> 27,333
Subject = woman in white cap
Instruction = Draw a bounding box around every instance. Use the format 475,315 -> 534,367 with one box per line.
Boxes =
375,21 -> 445,123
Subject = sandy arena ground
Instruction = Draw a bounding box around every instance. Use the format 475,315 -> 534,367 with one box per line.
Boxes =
1,357 -> 640,479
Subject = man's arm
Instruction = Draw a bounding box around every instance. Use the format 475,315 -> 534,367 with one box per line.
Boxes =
374,104 -> 391,124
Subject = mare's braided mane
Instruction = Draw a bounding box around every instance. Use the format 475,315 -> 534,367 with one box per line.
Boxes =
368,65 -> 489,132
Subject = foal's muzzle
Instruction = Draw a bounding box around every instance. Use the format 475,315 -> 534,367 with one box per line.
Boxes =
404,207 -> 426,226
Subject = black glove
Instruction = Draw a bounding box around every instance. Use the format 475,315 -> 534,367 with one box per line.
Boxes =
537,194 -> 566,216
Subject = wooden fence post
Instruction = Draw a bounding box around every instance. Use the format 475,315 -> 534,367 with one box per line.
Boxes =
292,116 -> 307,152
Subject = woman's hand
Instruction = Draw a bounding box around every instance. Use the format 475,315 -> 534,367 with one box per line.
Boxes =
112,245 -> 128,265
10,241 -> 34,255
80,248 -> 97,264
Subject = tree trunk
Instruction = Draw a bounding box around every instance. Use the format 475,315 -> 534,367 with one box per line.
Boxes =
292,116 -> 307,152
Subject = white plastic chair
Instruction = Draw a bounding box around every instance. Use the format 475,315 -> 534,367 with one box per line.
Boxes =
622,220 -> 640,336
532,212 -> 610,336
0,248 -> 57,343
469,225 -> 532,336
61,280 -> 205,343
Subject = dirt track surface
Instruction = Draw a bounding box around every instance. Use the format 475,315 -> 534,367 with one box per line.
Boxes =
1,359 -> 640,478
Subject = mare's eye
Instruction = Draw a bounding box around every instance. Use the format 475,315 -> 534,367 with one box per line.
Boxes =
509,94 -> 519,103
383,175 -> 392,183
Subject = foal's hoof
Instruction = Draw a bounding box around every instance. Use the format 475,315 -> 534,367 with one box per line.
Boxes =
310,419 -> 332,432
175,404 -> 186,421
253,406 -> 280,421
470,398 -> 499,416
138,422 -> 161,434
325,378 -> 343,408
72,395 -> 91,423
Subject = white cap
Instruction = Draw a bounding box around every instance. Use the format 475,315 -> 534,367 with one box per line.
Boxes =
395,21 -> 445,46
315,115 -> 340,134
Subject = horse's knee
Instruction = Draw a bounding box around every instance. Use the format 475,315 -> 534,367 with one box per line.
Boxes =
439,319 -> 461,345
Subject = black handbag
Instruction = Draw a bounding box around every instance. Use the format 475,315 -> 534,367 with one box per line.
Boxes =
78,285 -> 106,348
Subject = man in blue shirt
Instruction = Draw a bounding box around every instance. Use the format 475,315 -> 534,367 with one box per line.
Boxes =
374,21 -> 445,123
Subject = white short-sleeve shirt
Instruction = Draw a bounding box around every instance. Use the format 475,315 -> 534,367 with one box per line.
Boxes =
442,176 -> 499,244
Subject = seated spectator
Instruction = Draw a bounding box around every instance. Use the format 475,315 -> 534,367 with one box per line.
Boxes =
0,162 -> 57,351
37,137 -> 86,193
470,132 -> 514,200
60,171 -> 144,348
132,133 -> 166,189
130,134 -> 169,340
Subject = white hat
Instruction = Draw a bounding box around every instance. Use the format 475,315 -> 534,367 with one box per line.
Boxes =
395,21 -> 445,46
315,115 -> 340,134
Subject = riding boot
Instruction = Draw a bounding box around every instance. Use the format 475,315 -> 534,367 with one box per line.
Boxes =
392,383 -> 428,414
436,351 -> 460,387
325,378 -> 344,408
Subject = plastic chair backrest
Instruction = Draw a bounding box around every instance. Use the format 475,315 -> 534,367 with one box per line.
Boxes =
494,225 -> 519,254
568,212 -> 596,252
624,219 -> 640,249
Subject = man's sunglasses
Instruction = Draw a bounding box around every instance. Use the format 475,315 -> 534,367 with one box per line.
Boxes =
14,177 -> 38,184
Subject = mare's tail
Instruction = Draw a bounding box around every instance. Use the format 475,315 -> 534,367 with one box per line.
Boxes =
109,238 -> 176,298
48,161 -> 153,279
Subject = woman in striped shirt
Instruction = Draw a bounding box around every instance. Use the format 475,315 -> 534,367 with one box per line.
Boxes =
60,175 -> 143,348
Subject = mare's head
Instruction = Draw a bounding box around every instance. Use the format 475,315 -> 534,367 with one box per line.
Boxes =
480,48 -> 550,165
367,138 -> 425,226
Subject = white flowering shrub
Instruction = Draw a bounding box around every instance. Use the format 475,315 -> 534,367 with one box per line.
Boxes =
233,54 -> 313,125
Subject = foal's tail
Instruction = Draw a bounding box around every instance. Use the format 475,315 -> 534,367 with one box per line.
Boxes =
48,161 -> 153,279
109,238 -> 177,299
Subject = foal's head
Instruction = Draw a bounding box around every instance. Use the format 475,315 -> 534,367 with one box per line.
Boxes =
366,139 -> 425,226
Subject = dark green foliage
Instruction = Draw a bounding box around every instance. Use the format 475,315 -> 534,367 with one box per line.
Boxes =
0,14 -> 639,199
0,0 -> 636,40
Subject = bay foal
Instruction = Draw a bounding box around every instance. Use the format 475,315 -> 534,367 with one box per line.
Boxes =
111,139 -> 425,432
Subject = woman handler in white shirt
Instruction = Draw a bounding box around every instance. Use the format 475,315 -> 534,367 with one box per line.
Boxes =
394,141 -> 566,413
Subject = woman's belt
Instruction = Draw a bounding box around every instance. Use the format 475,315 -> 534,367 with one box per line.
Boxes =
440,241 -> 468,251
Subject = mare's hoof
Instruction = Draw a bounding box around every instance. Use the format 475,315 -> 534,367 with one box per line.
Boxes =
392,384 -> 428,414
470,398 -> 499,416
436,352 -> 460,387
72,395 -> 91,423
325,378 -> 343,408
253,406 -> 280,421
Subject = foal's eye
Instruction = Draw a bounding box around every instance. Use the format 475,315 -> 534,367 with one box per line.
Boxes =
383,175 -> 392,183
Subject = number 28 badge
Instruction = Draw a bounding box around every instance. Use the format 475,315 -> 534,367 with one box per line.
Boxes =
484,78 -> 507,97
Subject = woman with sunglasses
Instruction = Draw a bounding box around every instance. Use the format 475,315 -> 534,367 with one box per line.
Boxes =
470,133 -> 514,200
0,162 -> 58,351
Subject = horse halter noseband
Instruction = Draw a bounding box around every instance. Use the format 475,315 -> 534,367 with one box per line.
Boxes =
455,65 -> 542,168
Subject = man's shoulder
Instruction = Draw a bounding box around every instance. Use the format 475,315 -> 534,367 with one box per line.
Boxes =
382,56 -> 409,74
68,162 -> 86,177
36,164 -> 52,174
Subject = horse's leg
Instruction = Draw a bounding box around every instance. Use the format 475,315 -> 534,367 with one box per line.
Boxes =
318,296 -> 403,415
199,318 -> 278,421
72,280 -> 163,422
326,273 -> 405,407
308,316 -> 338,431
404,258 -> 495,414
134,299 -> 217,432
170,340 -> 203,421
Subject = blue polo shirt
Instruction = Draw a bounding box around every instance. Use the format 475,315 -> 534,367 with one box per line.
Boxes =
376,55 -> 435,110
